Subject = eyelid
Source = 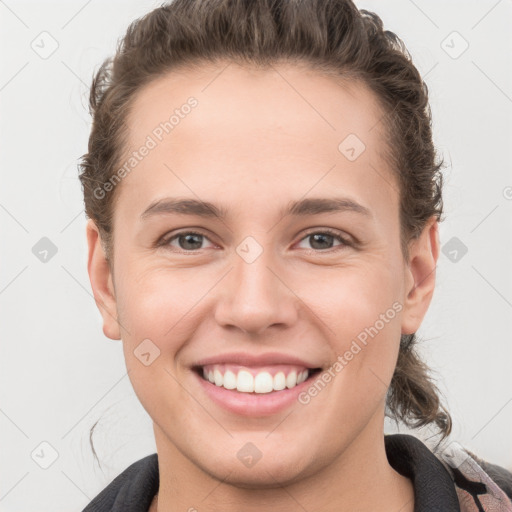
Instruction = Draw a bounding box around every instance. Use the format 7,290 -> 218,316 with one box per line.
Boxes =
296,227 -> 353,250
159,229 -> 216,249
158,227 -> 354,252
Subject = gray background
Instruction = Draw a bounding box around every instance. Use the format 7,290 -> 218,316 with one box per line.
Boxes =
0,0 -> 511,510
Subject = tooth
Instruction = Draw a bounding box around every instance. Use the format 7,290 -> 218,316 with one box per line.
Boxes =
223,370 -> 237,389
285,371 -> 297,389
273,372 -> 286,390
214,369 -> 223,387
297,370 -> 308,384
237,370 -> 254,392
254,372 -> 274,393
202,365 -> 309,392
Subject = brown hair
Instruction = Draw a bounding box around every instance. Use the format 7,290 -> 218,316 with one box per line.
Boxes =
79,0 -> 451,450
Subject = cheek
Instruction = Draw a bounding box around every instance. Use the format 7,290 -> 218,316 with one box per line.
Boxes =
304,263 -> 400,334
115,266 -> 201,418
116,263 -> 201,339
305,264 -> 402,389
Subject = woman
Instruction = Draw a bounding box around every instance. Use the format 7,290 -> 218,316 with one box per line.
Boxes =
79,0 -> 512,510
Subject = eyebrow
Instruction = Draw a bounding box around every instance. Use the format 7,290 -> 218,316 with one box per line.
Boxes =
140,196 -> 372,221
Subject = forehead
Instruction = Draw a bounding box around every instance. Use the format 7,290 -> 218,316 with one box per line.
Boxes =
126,60 -> 388,150
119,60 -> 397,221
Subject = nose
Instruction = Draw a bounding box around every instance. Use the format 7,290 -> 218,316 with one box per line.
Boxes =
214,242 -> 299,335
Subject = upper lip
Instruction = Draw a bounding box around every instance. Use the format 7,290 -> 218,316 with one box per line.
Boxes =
192,352 -> 323,369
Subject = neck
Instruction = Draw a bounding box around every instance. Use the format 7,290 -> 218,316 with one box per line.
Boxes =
151,413 -> 414,512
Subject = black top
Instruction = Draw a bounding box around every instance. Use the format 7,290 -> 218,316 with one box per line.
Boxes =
83,433 -> 512,511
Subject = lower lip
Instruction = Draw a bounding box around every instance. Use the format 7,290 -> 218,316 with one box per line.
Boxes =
193,369 -> 317,416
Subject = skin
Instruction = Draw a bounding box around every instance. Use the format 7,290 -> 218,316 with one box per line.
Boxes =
87,61 -> 440,512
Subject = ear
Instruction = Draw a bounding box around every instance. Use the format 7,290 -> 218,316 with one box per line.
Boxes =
401,216 -> 440,335
86,219 -> 121,340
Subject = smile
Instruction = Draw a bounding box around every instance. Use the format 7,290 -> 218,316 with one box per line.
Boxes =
197,364 -> 322,393
192,363 -> 323,416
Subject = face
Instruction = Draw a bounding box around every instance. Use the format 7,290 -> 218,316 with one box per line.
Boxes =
87,61 -> 438,486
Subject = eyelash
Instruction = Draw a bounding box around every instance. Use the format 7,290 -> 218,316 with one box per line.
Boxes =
158,228 -> 353,254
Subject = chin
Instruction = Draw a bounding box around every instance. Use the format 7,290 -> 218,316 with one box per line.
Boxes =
204,459 -> 310,489
190,438 -> 321,489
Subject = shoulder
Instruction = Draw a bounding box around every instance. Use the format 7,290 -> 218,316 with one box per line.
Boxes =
433,439 -> 512,511
82,453 -> 159,512
385,433 -> 512,511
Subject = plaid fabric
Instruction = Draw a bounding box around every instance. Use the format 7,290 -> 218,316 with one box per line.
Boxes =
435,440 -> 512,512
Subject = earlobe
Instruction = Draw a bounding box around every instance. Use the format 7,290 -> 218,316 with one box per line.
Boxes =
401,217 -> 440,335
86,219 -> 121,340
